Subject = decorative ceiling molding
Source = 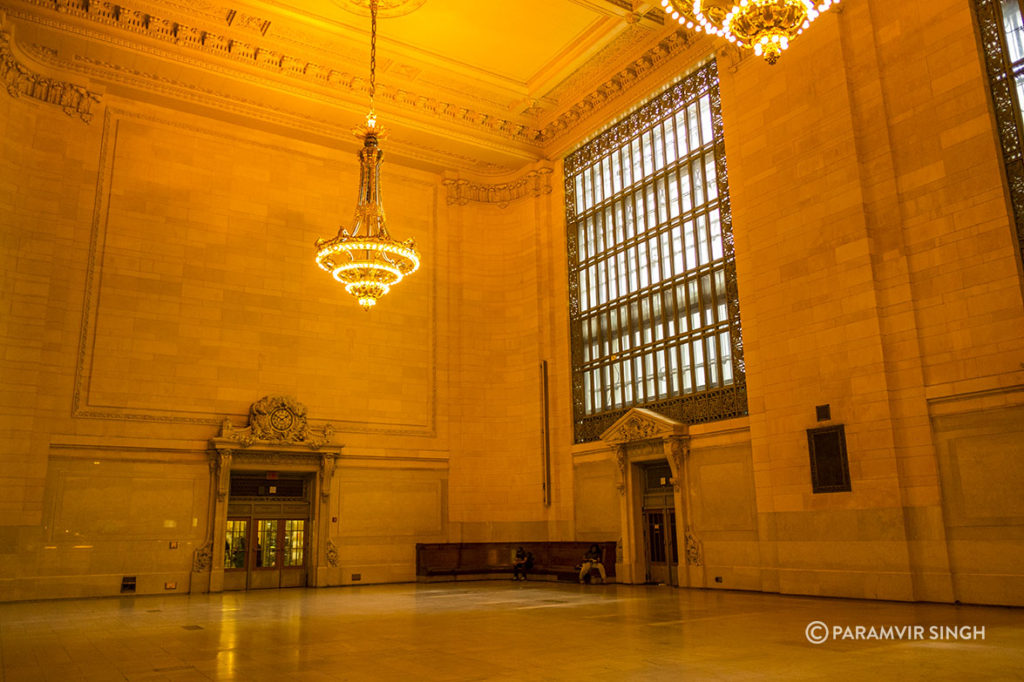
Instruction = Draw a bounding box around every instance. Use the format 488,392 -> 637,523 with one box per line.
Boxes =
225,8 -> 271,35
539,29 -> 699,147
13,0 -> 545,147
442,166 -> 554,209
4,1 -> 723,173
16,41 -> 509,174
332,0 -> 429,18
0,24 -> 100,121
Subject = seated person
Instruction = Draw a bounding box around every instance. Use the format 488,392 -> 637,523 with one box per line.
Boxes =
579,544 -> 607,584
512,546 -> 530,581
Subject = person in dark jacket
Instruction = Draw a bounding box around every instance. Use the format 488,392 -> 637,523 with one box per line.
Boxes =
512,546 -> 530,581
579,544 -> 606,584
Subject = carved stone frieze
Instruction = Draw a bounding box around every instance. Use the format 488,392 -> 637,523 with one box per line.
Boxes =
0,27 -> 100,121
601,408 -> 686,445
666,437 -> 689,478
443,167 -> 553,208
215,451 -> 232,501
611,415 -> 658,442
226,9 -> 270,35
219,395 -> 334,450
319,453 -> 337,502
193,541 -> 213,572
684,527 -> 703,566
615,444 -> 627,496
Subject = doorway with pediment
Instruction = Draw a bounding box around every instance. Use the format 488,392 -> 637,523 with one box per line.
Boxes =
199,396 -> 343,593
600,408 -> 702,587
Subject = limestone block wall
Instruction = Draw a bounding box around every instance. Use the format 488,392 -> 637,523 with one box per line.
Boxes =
445,180 -> 575,542
0,87 -> 457,598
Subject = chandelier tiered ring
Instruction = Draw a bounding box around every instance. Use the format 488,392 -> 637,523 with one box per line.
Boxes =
661,0 -> 840,64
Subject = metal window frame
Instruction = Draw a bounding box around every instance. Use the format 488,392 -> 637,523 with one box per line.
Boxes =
974,0 -> 1024,271
806,424 -> 851,494
565,60 -> 747,443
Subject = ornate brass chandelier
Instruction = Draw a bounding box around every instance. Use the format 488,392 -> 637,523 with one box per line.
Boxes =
314,0 -> 420,311
661,0 -> 840,65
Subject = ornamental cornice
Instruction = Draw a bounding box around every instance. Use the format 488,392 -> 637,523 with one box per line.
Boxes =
0,23 -> 100,121
442,166 -> 553,208
18,41 -> 513,174
539,29 -> 702,148
12,0 -> 545,146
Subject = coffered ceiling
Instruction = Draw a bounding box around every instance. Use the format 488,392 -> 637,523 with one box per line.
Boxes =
2,0 -> 721,175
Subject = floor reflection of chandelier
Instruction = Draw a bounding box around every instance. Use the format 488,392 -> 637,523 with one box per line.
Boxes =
314,0 -> 420,311
662,0 -> 840,64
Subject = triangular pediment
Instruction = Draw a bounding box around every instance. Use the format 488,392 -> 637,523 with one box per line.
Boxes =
599,408 -> 688,445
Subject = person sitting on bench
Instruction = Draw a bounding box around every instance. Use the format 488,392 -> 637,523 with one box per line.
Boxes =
512,546 -> 530,581
579,544 -> 606,584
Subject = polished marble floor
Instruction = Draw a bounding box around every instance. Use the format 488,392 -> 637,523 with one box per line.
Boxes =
0,582 -> 1021,681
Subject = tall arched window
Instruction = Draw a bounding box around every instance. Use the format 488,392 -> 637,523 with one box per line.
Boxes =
565,60 -> 746,443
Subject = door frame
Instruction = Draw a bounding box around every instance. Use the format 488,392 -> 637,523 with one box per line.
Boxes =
599,407 -> 703,588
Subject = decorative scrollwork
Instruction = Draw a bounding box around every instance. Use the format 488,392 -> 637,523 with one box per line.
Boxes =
973,0 -> 1024,269
576,384 -> 747,444
684,527 -> 703,567
0,27 -> 100,122
326,539 -> 339,567
443,168 -> 553,208
219,395 -> 334,450
193,542 -> 213,572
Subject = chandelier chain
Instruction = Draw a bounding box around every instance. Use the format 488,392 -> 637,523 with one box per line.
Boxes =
369,0 -> 377,109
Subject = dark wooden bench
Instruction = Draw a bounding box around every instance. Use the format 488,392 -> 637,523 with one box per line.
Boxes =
415,541 -> 616,582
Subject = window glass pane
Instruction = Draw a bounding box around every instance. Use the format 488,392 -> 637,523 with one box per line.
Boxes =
1004,0 -> 1024,62
256,520 -> 278,568
641,296 -> 652,345
643,131 -> 655,177
225,519 -> 248,569
675,282 -> 689,333
675,110 -> 689,157
700,95 -> 713,146
707,336 -> 719,387
692,158 -> 705,207
653,125 -> 665,172
680,166 -> 693,214
681,343 -> 692,393
645,352 -> 656,400
648,234 -> 661,285
709,209 -> 723,261
720,331 -> 733,384
697,213 -> 710,266
611,151 -> 623,194
283,520 -> 305,567
638,241 -> 649,289
705,154 -> 718,201
693,341 -> 706,390
684,220 -> 697,269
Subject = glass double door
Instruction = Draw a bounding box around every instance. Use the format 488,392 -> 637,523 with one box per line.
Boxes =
224,516 -> 308,590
